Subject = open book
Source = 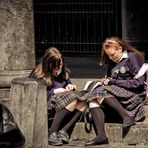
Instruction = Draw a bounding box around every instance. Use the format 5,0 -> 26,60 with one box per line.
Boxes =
83,80 -> 102,92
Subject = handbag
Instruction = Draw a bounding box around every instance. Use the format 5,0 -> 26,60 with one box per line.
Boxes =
0,104 -> 25,147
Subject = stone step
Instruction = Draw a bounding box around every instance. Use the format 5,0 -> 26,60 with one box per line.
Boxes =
48,140 -> 148,148
71,122 -> 148,146
144,105 -> 148,122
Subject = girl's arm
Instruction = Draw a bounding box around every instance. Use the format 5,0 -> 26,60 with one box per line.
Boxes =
108,53 -> 145,89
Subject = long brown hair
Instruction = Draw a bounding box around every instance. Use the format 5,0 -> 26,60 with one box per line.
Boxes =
30,47 -> 70,86
100,36 -> 144,65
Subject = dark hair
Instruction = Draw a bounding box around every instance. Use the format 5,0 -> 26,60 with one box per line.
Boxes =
30,47 -> 70,86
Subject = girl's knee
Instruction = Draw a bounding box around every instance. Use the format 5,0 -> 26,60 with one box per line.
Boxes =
76,101 -> 87,112
89,99 -> 100,108
65,100 -> 78,111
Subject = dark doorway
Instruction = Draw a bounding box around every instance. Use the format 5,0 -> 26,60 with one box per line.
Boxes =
34,0 -> 122,78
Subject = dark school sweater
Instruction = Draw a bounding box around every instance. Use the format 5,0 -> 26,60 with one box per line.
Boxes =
108,52 -> 146,93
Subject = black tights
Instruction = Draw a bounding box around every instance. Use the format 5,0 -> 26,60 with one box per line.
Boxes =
103,97 -> 128,119
90,107 -> 107,140
48,108 -> 71,135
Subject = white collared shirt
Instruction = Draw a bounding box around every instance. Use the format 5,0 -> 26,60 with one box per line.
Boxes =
118,50 -> 128,62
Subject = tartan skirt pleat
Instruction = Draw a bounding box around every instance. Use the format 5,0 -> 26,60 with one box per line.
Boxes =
50,90 -> 89,112
48,85 -> 145,121
87,85 -> 146,121
50,91 -> 78,111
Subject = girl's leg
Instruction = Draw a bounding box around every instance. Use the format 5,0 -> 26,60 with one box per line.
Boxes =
49,100 -> 78,134
48,100 -> 78,146
58,101 -> 87,143
85,99 -> 109,146
62,101 -> 86,132
103,97 -> 135,128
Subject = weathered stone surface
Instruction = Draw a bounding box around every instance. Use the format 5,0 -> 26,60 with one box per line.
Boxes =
0,0 -> 35,87
9,78 -> 48,148
48,140 -> 148,148
0,88 -> 10,103
0,0 -> 35,70
143,106 -> 148,123
0,70 -> 32,87
71,122 -> 148,145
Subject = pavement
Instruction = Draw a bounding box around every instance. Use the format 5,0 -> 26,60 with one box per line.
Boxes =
48,141 -> 148,148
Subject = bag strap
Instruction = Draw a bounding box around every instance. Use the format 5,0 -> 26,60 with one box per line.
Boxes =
83,107 -> 92,133
83,80 -> 102,133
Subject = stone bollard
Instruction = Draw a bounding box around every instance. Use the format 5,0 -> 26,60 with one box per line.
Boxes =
9,78 -> 48,148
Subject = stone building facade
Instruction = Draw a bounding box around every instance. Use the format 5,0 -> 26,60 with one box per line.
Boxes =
0,0 -> 148,102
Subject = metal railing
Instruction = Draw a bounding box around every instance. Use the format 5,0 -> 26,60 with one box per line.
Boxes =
34,0 -> 121,56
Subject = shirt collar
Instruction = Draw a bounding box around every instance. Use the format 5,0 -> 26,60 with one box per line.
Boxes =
118,50 -> 128,62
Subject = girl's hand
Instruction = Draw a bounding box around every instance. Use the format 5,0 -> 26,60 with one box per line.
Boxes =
134,63 -> 148,79
103,78 -> 110,85
54,88 -> 66,94
101,77 -> 111,85
65,84 -> 77,91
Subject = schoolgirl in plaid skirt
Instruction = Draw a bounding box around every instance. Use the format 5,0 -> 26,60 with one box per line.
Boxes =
85,36 -> 147,146
29,47 -> 87,146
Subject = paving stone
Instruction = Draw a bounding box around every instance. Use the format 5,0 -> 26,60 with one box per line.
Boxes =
48,140 -> 148,148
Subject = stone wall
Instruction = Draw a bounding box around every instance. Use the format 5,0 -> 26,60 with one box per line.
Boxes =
0,0 -> 35,103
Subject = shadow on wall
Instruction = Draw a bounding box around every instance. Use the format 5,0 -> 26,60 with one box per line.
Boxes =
65,57 -> 107,78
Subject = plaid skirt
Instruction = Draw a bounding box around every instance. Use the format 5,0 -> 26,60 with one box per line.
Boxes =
49,90 -> 89,112
87,85 -> 146,121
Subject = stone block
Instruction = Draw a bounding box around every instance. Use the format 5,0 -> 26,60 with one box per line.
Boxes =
9,78 -> 48,148
71,122 -> 148,145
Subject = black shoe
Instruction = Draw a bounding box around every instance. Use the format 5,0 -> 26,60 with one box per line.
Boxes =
48,132 -> 63,146
85,137 -> 109,146
58,130 -> 69,144
122,117 -> 135,138
123,116 -> 135,129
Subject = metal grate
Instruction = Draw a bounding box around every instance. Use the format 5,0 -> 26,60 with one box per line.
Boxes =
34,0 -> 121,56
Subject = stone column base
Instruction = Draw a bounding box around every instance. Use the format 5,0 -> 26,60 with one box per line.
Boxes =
0,70 -> 32,87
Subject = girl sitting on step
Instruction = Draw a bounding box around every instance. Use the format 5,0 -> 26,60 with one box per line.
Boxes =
29,47 -> 87,146
85,36 -> 147,146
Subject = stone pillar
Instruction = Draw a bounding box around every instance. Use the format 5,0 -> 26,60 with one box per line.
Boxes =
10,78 -> 48,148
0,0 -> 35,102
